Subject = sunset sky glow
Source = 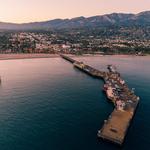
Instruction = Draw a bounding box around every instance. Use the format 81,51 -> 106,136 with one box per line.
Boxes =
0,0 -> 149,23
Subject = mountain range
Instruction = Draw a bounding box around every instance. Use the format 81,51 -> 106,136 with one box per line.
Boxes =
0,11 -> 150,30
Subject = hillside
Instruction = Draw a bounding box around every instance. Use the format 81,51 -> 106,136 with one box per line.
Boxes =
0,11 -> 150,30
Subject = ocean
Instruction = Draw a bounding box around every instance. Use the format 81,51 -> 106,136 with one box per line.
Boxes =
0,56 -> 149,150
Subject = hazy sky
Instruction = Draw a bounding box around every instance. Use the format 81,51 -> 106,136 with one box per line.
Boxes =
0,0 -> 149,23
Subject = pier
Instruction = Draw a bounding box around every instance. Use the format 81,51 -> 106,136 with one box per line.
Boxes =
60,54 -> 139,146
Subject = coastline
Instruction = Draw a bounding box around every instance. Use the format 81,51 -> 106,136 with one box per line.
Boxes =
76,54 -> 150,57
0,53 -> 149,61
0,54 -> 59,60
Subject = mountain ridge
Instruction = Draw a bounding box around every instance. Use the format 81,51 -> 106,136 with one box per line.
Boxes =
0,11 -> 150,30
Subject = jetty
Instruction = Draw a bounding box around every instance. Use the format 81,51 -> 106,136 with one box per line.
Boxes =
60,54 -> 139,146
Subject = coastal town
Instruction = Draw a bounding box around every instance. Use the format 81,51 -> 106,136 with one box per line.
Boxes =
0,29 -> 150,55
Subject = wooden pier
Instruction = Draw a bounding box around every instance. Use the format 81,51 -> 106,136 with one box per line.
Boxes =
60,54 -> 139,146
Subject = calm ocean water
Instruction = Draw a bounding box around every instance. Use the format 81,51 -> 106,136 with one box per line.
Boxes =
0,56 -> 150,150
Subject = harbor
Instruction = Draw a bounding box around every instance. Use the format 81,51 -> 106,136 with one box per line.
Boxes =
60,54 -> 140,146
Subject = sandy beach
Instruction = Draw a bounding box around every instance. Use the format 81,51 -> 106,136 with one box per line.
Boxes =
0,53 -> 149,61
0,54 -> 59,60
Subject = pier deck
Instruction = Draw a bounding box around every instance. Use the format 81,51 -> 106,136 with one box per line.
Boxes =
98,110 -> 133,145
60,55 -> 139,146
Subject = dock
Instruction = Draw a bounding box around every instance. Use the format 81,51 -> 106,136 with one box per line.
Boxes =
60,54 -> 139,146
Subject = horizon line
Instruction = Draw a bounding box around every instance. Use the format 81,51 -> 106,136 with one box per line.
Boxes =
0,10 -> 149,24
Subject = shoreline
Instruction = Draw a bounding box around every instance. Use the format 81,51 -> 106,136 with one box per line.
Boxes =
0,54 -> 59,61
76,54 -> 150,57
0,53 -> 149,61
